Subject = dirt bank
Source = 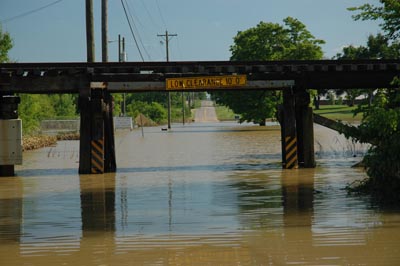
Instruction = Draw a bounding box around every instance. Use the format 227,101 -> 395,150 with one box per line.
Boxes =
23,135 -> 57,151
22,133 -> 79,151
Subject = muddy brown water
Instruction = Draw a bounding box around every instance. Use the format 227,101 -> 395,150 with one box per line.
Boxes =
1,122 -> 400,265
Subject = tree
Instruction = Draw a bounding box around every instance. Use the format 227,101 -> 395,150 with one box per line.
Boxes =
335,33 -> 400,59
334,33 -> 400,107
230,17 -> 325,61
0,25 -> 12,63
212,17 -> 325,125
342,3 -> 400,203
18,94 -> 56,134
349,0 -> 400,39
50,94 -> 77,117
127,101 -> 167,124
343,87 -> 400,203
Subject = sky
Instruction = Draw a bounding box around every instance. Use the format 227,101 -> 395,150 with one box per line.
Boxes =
0,0 -> 383,63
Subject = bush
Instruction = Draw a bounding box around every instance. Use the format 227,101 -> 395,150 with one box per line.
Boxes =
127,101 -> 167,124
344,88 -> 400,204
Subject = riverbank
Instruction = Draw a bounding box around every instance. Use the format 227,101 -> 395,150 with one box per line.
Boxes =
23,133 -> 79,151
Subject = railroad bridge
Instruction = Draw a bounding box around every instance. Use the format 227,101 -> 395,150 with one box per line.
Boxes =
1,59 -> 399,176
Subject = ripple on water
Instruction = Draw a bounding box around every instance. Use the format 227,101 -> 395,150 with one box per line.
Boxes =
1,124 -> 400,265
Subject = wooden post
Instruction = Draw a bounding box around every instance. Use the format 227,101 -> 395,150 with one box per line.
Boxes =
82,0 -> 95,173
103,92 -> 116,172
90,90 -> 105,174
79,86 -> 115,174
281,89 -> 298,169
295,90 -> 316,168
79,89 -> 92,174
101,0 -> 108,63
86,0 -> 95,62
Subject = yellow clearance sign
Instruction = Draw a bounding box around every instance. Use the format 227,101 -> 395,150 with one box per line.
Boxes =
166,75 -> 247,90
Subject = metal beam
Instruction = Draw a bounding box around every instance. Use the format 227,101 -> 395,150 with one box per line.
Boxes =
2,76 -> 89,94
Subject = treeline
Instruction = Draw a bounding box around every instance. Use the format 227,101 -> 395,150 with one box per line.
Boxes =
18,92 -> 206,135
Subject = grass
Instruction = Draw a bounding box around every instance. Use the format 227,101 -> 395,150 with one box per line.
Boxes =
215,105 -> 237,121
313,105 -> 363,123
170,106 -> 194,123
212,104 -> 363,123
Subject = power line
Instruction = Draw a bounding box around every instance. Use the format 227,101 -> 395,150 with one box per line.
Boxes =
120,0 -> 144,61
124,0 -> 151,60
155,0 -> 167,29
1,0 -> 64,23
139,0 -> 160,30
125,0 -> 145,30
176,36 -> 184,60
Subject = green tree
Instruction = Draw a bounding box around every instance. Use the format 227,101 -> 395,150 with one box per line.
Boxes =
343,88 -> 400,203
127,101 -> 167,124
212,17 -> 325,125
18,94 -> 56,134
342,3 -> 400,203
112,93 -> 124,116
334,34 -> 400,107
349,0 -> 400,39
335,33 -> 400,59
230,17 -> 325,61
127,92 -> 168,107
0,25 -> 12,63
50,94 -> 77,118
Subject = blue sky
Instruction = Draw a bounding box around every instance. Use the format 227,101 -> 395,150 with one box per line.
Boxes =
0,0 -> 382,62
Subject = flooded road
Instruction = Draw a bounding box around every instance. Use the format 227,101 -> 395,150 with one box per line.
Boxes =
194,100 -> 219,123
1,120 -> 400,265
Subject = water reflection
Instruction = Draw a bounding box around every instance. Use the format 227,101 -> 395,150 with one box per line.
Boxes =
0,177 -> 23,242
80,174 -> 116,232
282,169 -> 314,227
281,169 -> 314,265
227,169 -> 315,230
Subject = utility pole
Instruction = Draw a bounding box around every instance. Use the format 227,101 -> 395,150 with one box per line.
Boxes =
182,92 -> 185,125
157,30 -> 177,129
118,34 -> 127,116
86,0 -> 95,62
101,0 -> 108,62
118,34 -> 127,62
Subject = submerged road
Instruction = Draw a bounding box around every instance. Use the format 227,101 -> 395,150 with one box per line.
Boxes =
194,100 -> 219,123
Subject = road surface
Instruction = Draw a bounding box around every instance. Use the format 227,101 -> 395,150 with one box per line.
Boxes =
194,100 -> 219,123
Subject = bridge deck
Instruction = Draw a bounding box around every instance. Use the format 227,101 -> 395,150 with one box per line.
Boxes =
1,60 -> 399,93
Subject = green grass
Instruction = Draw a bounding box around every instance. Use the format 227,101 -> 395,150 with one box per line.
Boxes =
314,105 -> 363,122
213,104 -> 363,123
215,105 -> 236,121
170,106 -> 193,123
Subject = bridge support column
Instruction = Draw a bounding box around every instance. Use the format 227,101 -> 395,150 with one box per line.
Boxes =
281,90 -> 298,169
280,89 -> 316,169
103,92 -> 116,173
295,90 -> 315,168
79,88 -> 116,174
0,95 -> 22,177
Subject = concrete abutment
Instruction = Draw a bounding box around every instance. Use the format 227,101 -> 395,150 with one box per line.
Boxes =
0,95 -> 22,176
